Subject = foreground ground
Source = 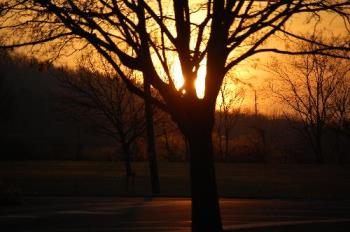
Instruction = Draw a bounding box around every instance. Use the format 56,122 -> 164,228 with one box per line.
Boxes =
1,161 -> 350,231
1,197 -> 350,232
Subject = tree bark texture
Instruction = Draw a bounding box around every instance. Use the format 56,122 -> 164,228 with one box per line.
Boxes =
187,128 -> 222,232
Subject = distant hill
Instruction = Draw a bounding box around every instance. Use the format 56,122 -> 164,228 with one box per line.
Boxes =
1,51 -> 349,163
0,51 -> 115,160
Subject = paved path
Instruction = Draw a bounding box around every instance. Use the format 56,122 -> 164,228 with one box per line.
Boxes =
1,197 -> 350,231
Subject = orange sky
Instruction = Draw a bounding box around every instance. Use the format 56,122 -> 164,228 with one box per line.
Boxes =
12,3 -> 349,116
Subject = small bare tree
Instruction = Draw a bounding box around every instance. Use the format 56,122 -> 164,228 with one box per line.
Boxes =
270,43 -> 350,163
57,60 -> 146,183
215,78 -> 244,161
329,70 -> 350,163
331,76 -> 350,138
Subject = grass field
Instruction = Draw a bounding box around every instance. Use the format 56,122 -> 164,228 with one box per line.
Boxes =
1,161 -> 350,199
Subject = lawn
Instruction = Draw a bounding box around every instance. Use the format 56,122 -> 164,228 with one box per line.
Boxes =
1,161 -> 350,199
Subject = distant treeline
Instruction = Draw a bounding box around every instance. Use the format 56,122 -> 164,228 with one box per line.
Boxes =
0,51 -> 349,163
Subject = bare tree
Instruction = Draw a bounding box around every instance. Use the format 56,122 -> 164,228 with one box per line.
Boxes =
57,60 -> 146,182
215,78 -> 244,161
269,43 -> 350,163
331,75 -> 350,138
1,1 -> 350,231
329,67 -> 350,163
156,113 -> 183,160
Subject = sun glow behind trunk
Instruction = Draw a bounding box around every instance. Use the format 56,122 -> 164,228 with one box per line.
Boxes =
196,59 -> 206,99
172,58 -> 184,89
172,58 -> 206,99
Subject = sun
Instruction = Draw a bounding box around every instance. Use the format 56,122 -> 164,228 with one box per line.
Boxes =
196,59 -> 206,99
172,58 -> 184,90
172,58 -> 206,99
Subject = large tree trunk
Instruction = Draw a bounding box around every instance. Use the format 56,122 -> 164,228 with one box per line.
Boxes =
186,125 -> 223,232
171,96 -> 223,231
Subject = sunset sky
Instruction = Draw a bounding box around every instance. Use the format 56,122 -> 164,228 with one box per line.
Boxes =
9,1 -> 349,115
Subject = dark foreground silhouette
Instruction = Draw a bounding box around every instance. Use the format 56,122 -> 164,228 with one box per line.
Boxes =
1,197 -> 350,232
232,221 -> 350,232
